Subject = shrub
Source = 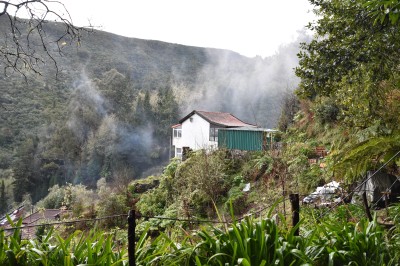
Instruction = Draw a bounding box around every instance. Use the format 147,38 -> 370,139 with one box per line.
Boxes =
314,99 -> 339,124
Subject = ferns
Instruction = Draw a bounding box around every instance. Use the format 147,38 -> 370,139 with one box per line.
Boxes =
333,132 -> 400,181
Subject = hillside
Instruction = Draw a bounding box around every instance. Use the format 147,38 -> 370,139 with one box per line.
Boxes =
2,1 -> 400,264
0,16 -> 307,204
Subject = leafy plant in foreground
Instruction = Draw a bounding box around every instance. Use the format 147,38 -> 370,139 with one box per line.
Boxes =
309,216 -> 397,265
189,215 -> 311,266
0,217 -> 127,266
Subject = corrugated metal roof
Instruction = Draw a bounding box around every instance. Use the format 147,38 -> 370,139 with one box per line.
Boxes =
171,124 -> 181,128
21,209 -> 64,225
179,110 -> 256,127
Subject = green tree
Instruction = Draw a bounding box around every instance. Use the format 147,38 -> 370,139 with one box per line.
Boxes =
154,87 -> 179,141
134,91 -> 154,126
295,0 -> 400,180
296,0 -> 400,101
365,0 -> 400,25
277,91 -> 300,132
85,115 -> 118,184
95,69 -> 134,122
12,138 -> 36,202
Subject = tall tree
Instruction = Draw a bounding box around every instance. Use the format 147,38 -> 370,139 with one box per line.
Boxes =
154,87 -> 179,141
296,0 -> 400,128
12,138 -> 36,202
95,69 -> 134,122
295,0 -> 400,179
296,0 -> 399,97
277,91 -> 300,132
134,91 -> 154,126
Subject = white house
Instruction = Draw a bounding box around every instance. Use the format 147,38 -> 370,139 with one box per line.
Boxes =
171,110 -> 255,158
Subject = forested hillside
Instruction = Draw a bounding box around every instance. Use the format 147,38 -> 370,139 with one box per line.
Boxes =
0,15 -> 306,205
2,1 -> 400,265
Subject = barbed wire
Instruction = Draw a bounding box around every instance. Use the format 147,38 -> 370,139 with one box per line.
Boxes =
1,187 -> 395,233
1,214 -> 128,231
1,197 -> 289,232
239,197 -> 287,220
139,215 -> 228,224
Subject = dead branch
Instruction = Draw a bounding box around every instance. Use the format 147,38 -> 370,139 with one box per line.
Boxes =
0,0 -> 92,79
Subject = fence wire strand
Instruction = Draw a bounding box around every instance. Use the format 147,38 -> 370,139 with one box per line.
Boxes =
1,197 -> 289,232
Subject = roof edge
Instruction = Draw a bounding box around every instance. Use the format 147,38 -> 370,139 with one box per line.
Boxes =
179,110 -> 256,127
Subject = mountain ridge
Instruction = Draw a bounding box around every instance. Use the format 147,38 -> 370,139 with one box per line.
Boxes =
0,17 -> 309,202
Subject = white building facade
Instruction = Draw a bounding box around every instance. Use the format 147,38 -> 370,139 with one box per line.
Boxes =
171,110 -> 255,159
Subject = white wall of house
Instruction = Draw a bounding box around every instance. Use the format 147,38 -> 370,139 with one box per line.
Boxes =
172,113 -> 217,158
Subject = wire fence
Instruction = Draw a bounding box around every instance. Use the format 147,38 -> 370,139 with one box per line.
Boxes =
0,190 -> 394,266
1,197 -> 288,232
0,192 -> 392,234
2,150 -> 400,264
1,213 -> 128,231
1,184 -> 397,234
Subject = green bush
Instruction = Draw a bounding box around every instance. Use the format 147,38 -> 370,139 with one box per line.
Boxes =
225,186 -> 248,214
35,185 -> 66,209
315,99 -> 339,125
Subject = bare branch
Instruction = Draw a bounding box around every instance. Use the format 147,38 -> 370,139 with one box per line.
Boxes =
0,0 -> 92,79
0,1 -> 8,16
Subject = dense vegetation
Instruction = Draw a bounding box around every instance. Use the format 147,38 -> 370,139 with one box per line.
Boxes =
3,203 -> 400,265
1,0 -> 400,264
0,15 -> 304,209
295,0 -> 400,180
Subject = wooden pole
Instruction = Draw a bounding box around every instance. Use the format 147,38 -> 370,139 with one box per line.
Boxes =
362,191 -> 373,222
383,191 -> 390,217
128,210 -> 136,266
282,177 -> 286,219
289,193 -> 300,236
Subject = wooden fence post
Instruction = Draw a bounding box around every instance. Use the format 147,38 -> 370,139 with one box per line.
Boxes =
289,193 -> 300,236
382,191 -> 390,217
362,191 -> 373,222
128,210 -> 136,266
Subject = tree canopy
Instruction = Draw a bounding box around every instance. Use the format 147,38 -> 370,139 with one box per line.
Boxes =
364,0 -> 400,25
295,0 -> 400,179
296,0 -> 400,100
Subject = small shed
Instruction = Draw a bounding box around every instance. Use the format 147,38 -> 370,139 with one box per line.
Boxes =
218,127 -> 279,151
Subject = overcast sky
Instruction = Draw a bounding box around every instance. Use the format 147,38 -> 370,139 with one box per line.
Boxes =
60,0 -> 315,58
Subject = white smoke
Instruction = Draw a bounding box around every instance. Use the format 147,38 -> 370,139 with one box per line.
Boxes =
179,30 -> 311,127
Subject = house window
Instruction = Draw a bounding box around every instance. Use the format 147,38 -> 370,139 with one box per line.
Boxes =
209,127 -> 219,142
176,147 -> 182,158
173,128 -> 182,138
